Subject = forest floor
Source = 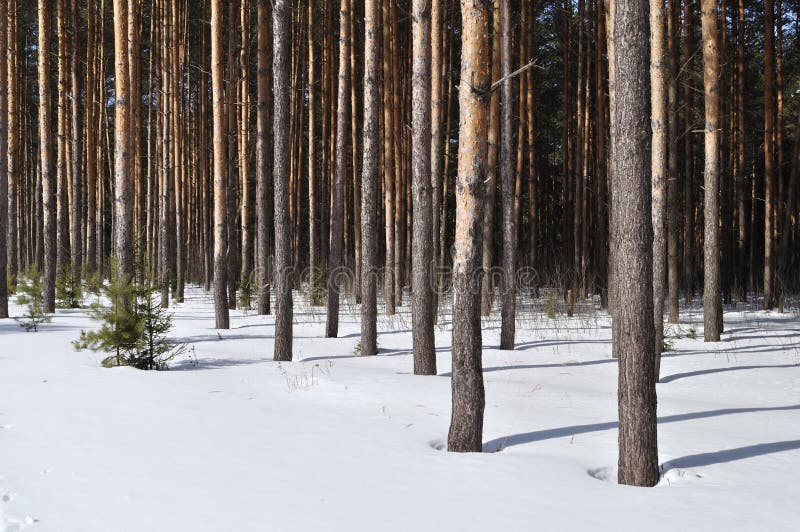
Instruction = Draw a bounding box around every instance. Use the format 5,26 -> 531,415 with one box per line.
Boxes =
1,286 -> 799,531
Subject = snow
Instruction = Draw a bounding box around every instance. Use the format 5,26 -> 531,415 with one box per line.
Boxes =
1,286 -> 799,531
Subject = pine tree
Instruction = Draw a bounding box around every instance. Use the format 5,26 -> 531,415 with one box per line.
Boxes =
15,266 -> 51,332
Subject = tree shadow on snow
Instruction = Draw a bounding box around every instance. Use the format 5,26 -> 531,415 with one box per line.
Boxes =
661,440 -> 800,473
659,363 -> 800,383
483,404 -> 800,452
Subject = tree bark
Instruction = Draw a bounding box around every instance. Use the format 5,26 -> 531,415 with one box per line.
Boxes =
39,0 -> 57,313
273,0 -> 293,360
411,0 -> 437,374
651,0 -> 667,368
448,0 -> 488,454
211,0 -> 230,329
113,0 -> 133,279
666,0 -> 680,323
499,0 -> 516,350
763,0 -> 775,309
325,0 -> 351,338
256,0 -> 272,315
360,0 -> 380,357
0,0 -> 8,317
612,0 -> 659,487
701,0 -> 722,341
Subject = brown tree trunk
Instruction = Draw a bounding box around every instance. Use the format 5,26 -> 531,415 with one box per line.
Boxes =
499,0 -> 516,350
702,0 -> 722,341
612,0 -> 659,487
651,0 -> 667,367
411,0 -> 436,374
0,0 -> 8,317
325,0 -> 351,338
666,0 -> 680,323
683,0 -> 696,305
113,0 -> 133,279
307,0 -> 318,296
256,0 -> 272,315
481,1 -> 500,317
448,0 -> 488,454
763,0 -> 775,309
273,0 -> 293,360
211,0 -> 230,329
360,0 -> 380,356
6,0 -> 19,287
39,0 -> 57,312
430,0 -> 444,309
382,0 -> 396,316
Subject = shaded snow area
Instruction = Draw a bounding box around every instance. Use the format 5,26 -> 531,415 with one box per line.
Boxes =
2,286 -> 799,531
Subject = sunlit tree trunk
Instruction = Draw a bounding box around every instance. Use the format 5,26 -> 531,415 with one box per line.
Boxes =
448,0 -> 489,454
612,0 -> 659,487
701,0 -> 722,341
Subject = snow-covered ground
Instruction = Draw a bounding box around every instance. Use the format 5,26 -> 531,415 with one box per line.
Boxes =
1,286 -> 799,531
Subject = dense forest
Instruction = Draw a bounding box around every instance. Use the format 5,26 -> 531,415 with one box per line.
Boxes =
0,0 -> 798,490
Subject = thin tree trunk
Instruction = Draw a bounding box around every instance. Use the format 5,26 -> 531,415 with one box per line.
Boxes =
0,0 -> 8,317
683,0 -> 696,305
113,0 -> 133,279
360,0 -> 380,357
273,0 -> 293,360
499,0 -> 516,350
481,2 -> 500,317
6,0 -> 19,287
382,0 -> 396,316
702,0 -> 722,341
651,0 -> 667,368
448,0 -> 488,454
211,0 -> 230,329
325,0 -> 351,338
256,0 -> 272,315
612,0 -> 659,487
411,0 -> 436,374
666,0 -> 680,323
763,0 -> 775,309
39,0 -> 57,312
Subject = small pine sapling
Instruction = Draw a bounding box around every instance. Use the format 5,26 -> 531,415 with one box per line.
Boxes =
15,266 -> 51,332
56,265 -> 83,308
239,273 -> 255,311
132,283 -> 185,370
73,265 -> 143,368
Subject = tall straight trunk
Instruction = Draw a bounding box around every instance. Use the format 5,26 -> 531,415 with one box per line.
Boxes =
430,0 -> 443,308
481,2 -> 500,317
411,0 -> 436,374
256,0 -> 272,315
350,7 -> 362,304
499,0 -> 516,350
70,0 -> 82,280
56,0 -> 69,270
128,0 -> 143,249
448,0 -> 488,454
683,0 -> 695,304
701,0 -> 722,341
113,0 -> 133,278
307,0 -> 317,294
6,0 -> 19,286
382,0 -> 396,316
666,0 -> 680,323
39,0 -> 57,312
651,0 -> 667,367
612,0 -> 658,487
325,0 -> 351,338
0,0 -> 8,317
528,3 -> 539,277
763,0 -> 775,309
273,0 -> 293,360
240,0 -> 252,289
226,0 -> 239,309
360,0 -> 380,357
174,4 -> 185,302
735,0 -> 746,300
211,0 -> 230,329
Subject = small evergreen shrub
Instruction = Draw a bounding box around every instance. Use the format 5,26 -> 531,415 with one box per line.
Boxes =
15,266 -> 51,332
56,265 -> 83,309
239,274 -> 255,311
74,263 -> 183,371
